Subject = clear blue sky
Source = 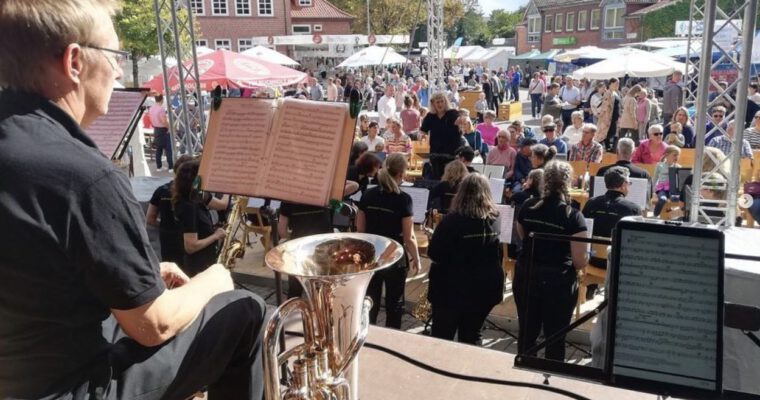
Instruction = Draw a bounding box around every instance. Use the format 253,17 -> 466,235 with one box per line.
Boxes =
479,0 -> 528,15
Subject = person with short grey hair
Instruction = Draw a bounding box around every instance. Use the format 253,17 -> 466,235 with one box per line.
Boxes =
595,138 -> 651,180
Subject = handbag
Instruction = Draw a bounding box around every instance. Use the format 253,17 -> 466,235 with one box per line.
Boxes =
744,182 -> 760,197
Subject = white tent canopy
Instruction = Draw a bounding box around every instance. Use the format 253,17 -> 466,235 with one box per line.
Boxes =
241,45 -> 299,66
463,47 -> 512,70
553,46 -> 615,63
443,45 -> 483,60
337,45 -> 408,68
572,47 -> 688,79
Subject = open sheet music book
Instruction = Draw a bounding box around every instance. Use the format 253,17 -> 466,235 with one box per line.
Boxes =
85,89 -> 148,160
199,97 -> 355,207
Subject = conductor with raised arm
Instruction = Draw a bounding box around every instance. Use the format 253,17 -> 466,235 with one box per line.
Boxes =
0,1 -> 266,399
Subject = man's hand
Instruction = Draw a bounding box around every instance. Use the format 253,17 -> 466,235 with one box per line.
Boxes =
213,227 -> 227,241
160,262 -> 190,289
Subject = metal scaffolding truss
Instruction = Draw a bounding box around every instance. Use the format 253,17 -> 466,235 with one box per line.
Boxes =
685,0 -> 758,226
153,0 -> 205,155
426,0 -> 445,93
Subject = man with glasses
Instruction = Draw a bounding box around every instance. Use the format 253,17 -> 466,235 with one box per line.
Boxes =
0,1 -> 266,399
708,120 -> 754,159
538,123 -> 567,154
704,105 -> 728,145
568,123 -> 604,163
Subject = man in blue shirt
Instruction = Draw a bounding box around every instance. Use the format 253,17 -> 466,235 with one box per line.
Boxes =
511,65 -> 522,102
539,123 -> 567,154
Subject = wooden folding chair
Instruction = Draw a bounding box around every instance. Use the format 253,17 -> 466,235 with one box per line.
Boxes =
243,204 -> 272,253
576,240 -> 609,318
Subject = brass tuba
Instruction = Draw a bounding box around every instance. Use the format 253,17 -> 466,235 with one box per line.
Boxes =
263,233 -> 404,400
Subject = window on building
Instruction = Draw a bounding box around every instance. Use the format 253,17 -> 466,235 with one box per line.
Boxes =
603,6 -> 625,39
238,39 -> 253,52
258,0 -> 273,15
555,13 -> 563,32
527,15 -> 541,42
577,10 -> 587,31
545,15 -> 554,32
212,0 -> 228,15
566,12 -> 575,32
215,39 -> 231,50
590,9 -> 601,30
190,0 -> 205,15
196,39 -> 208,48
235,0 -> 251,15
292,25 -> 311,35
298,0 -> 312,5
313,24 -> 323,31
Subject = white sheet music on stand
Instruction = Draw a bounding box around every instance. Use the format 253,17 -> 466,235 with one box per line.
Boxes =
483,165 -> 505,179
401,187 -> 430,224
489,177 -> 505,204
471,164 -> 486,174
495,205 -> 515,243
247,197 -> 281,210
592,177 -> 649,209
584,218 -> 594,252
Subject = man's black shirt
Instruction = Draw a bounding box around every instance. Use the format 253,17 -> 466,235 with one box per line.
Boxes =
420,109 -> 460,155
596,160 -> 651,180
581,190 -> 641,238
0,91 -> 164,397
279,202 -> 333,239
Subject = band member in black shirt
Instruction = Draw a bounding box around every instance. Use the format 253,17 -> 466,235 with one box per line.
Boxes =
428,174 -> 504,344
278,202 -> 333,297
173,160 -> 227,277
345,152 -> 382,199
147,154 -> 194,265
515,161 -> 588,361
429,160 -> 468,212
0,2 -> 266,398
357,153 -> 421,328
421,92 -> 461,179
582,167 -> 641,240
596,138 -> 651,180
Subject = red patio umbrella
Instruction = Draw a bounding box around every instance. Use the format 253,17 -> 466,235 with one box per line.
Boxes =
143,49 -> 307,92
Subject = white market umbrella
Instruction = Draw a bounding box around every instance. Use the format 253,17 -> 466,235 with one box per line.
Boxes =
553,46 -> 614,63
337,45 -> 408,68
572,47 -> 688,79
242,45 -> 299,66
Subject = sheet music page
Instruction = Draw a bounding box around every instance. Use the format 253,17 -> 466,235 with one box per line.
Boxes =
199,98 -> 274,196
85,90 -> 146,158
471,164 -> 485,174
584,218 -> 594,252
495,205 -> 514,243
489,177 -> 505,204
592,177 -> 649,210
484,165 -> 505,179
613,229 -> 721,390
247,197 -> 281,210
400,187 -> 429,224
261,99 -> 348,206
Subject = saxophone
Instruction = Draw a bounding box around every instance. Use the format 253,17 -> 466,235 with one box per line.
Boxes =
411,217 -> 436,322
217,196 -> 250,268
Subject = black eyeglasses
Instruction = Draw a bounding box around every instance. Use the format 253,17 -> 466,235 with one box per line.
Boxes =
713,114 -> 724,118
82,44 -> 130,70
652,132 -> 663,136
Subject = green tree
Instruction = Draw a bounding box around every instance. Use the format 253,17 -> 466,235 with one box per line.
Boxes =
114,0 -> 199,87
487,7 -> 525,39
451,8 -> 491,46
352,0 -> 463,38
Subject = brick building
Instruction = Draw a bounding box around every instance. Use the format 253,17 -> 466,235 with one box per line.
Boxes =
516,0 -> 667,54
190,0 -> 353,52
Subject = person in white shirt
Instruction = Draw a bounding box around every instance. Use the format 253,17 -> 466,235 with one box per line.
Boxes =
749,83 -> 760,105
562,110 -> 585,147
377,85 -> 396,131
326,78 -> 338,102
559,77 -> 582,129
361,122 -> 385,150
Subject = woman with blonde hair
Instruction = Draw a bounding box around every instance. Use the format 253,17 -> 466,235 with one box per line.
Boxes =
357,153 -> 421,328
515,161 -> 588,360
428,174 -> 504,344
429,160 -> 468,212
421,91 -> 461,179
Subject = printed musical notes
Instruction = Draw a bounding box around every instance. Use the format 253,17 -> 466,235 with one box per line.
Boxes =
495,205 -> 515,243
200,98 -> 274,196
401,187 -> 430,224
85,90 -> 146,159
613,228 -> 722,390
261,99 -> 348,206
199,98 -> 353,206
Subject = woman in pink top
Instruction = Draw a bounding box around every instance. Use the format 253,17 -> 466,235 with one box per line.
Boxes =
477,110 -> 499,146
399,95 -> 421,137
486,129 -> 517,180
631,124 -> 667,164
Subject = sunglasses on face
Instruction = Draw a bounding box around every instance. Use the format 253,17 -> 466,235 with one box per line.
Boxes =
713,114 -> 724,118
652,132 -> 662,136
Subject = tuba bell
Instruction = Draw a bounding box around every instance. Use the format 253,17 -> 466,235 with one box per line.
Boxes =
263,233 -> 404,400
